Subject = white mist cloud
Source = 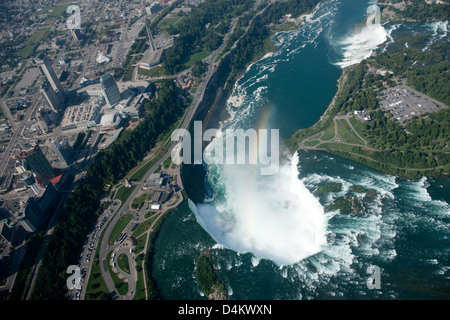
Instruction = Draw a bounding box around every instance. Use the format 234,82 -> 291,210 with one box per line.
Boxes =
191,153 -> 328,266
335,23 -> 388,68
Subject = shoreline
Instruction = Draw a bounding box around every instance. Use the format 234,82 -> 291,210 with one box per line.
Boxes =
289,65 -> 449,180
205,8 -> 320,133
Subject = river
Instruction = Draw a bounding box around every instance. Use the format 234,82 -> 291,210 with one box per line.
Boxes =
152,0 -> 450,300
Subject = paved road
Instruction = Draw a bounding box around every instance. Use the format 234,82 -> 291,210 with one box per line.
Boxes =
0,91 -> 39,178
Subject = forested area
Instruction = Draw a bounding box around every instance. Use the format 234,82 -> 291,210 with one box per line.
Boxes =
161,0 -> 254,74
364,107 -> 450,170
261,0 -> 320,24
373,34 -> 450,105
225,0 -> 321,83
392,0 -> 450,22
161,0 -> 320,75
30,80 -> 187,299
88,80 -> 186,185
196,251 -> 225,298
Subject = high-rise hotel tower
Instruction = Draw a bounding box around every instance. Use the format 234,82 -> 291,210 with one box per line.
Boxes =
37,56 -> 65,113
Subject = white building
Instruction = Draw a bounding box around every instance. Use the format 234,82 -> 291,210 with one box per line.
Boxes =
100,112 -> 121,131
96,52 -> 111,64
354,110 -> 372,121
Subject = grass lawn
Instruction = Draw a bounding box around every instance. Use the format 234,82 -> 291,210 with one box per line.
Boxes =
132,254 -> 146,300
349,117 -> 366,140
185,49 -> 211,68
134,233 -> 147,255
40,0 -> 72,17
131,192 -> 152,210
117,254 -> 130,274
115,186 -> 136,207
162,156 -> 172,169
160,14 -> 184,32
304,140 -> 321,147
132,213 -> 160,238
321,122 -> 335,141
16,29 -> 48,59
138,66 -> 168,77
122,67 -> 135,82
336,119 -> 365,145
129,156 -> 161,181
128,108 -> 186,181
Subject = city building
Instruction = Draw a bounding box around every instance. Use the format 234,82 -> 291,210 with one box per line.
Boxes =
37,56 -> 66,113
20,171 -> 40,195
17,144 -> 56,186
143,172 -> 163,190
71,29 -> 84,42
96,52 -> 111,64
0,220 -> 14,245
100,112 -> 121,131
139,48 -> 163,70
51,138 -> 73,166
150,202 -> 161,210
100,74 -> 121,107
41,81 -> 65,114
149,2 -> 164,14
14,182 -> 58,233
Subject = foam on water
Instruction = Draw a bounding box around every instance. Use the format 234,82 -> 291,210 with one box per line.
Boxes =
428,20 -> 448,38
225,0 -> 339,128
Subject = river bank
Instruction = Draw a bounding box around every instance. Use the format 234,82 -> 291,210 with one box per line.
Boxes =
287,58 -> 449,180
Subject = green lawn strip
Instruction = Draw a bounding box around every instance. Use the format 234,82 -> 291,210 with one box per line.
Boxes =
40,1 -> 71,17
341,119 -> 365,145
160,14 -> 184,32
122,67 -> 135,82
134,233 -> 147,255
115,186 -> 136,209
162,156 -> 172,169
143,209 -> 172,300
185,49 -> 211,68
108,214 -> 133,245
131,213 -> 160,238
132,255 -> 146,300
336,119 -> 365,145
321,122 -> 336,141
128,108 -> 186,181
138,66 -> 168,77
117,253 -> 130,274
304,139 -> 321,147
128,156 -> 161,181
349,117 -> 366,140
131,192 -> 152,210
144,211 -> 158,220
319,142 -> 370,156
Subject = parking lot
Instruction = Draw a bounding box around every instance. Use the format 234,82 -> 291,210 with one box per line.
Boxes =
378,85 -> 447,125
